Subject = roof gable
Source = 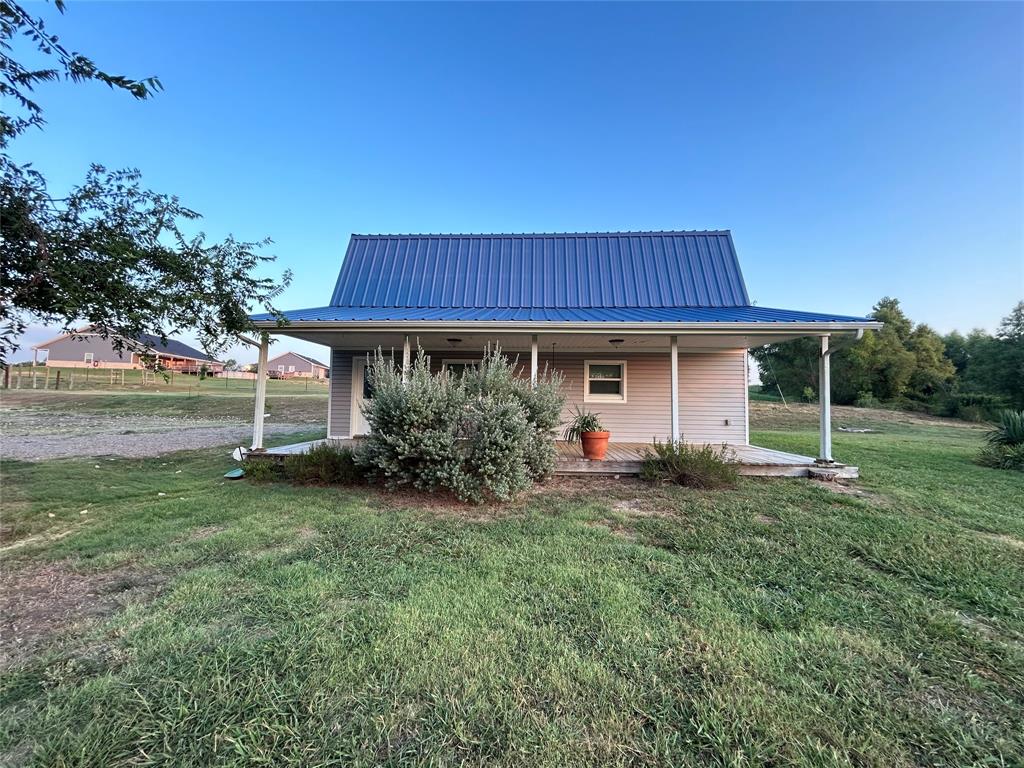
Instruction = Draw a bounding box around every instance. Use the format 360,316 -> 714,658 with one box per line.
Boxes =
268,351 -> 328,369
330,231 -> 750,309
34,328 -> 218,362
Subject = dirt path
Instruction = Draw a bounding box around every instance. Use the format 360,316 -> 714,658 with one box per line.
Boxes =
0,407 -> 312,461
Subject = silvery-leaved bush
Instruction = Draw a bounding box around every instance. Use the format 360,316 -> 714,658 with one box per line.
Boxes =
357,345 -> 565,502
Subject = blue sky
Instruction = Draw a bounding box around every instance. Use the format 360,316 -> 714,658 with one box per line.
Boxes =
10,1 -> 1023,364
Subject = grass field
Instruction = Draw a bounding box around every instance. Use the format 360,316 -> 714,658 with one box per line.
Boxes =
1,384 -> 327,425
748,385 -> 785,403
1,404 -> 1022,766
4,366 -> 329,396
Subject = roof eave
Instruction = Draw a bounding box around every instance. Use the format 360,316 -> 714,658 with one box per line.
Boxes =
252,319 -> 882,334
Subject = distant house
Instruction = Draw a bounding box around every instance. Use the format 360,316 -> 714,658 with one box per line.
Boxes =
267,351 -> 329,379
32,328 -> 225,375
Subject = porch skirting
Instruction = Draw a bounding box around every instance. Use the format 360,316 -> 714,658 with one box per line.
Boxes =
252,439 -> 857,479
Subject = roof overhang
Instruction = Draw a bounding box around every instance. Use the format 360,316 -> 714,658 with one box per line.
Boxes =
251,319 -> 882,351
252,319 -> 881,335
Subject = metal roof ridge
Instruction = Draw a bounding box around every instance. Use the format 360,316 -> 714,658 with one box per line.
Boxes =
348,230 -> 732,239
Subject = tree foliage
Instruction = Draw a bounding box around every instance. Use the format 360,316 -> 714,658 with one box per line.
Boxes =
0,1 -> 289,361
753,296 -> 1019,414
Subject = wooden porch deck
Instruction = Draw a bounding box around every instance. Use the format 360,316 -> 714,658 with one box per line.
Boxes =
255,439 -> 856,479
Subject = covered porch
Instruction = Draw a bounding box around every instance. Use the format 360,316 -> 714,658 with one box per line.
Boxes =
246,324 -> 853,471
255,438 -> 857,479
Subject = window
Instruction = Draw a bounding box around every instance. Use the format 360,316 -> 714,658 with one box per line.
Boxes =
83,352 -> 94,364
277,365 -> 285,373
288,365 -> 295,373
442,359 -> 480,379
584,360 -> 626,403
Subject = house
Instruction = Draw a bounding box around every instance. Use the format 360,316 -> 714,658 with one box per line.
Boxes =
250,231 -> 880,476
32,328 -> 225,375
266,351 -> 329,379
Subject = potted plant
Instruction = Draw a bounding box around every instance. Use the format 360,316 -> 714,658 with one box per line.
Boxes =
562,405 -> 610,460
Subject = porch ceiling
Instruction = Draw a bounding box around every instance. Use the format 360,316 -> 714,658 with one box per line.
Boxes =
262,328 -> 844,352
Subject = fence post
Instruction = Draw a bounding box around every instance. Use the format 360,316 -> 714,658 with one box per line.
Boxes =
2,366 -> 8,389
54,370 -> 61,390
44,369 -> 50,389
69,374 -> 74,391
32,371 -> 37,389
15,371 -> 21,389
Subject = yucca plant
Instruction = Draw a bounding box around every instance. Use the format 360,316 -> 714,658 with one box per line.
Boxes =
977,410 -> 1024,471
985,410 -> 1024,447
561,405 -> 605,443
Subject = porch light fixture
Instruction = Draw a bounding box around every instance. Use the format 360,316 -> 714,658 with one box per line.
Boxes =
609,338 -> 624,348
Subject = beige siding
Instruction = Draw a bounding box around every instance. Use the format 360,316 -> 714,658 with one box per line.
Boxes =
328,349 -> 355,438
326,346 -> 749,444
539,353 -> 671,443
677,350 -> 748,444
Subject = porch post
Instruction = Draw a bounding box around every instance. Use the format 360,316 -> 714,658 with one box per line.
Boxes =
670,335 -> 680,443
402,335 -> 411,382
818,334 -> 832,463
530,334 -> 538,385
252,332 -> 269,450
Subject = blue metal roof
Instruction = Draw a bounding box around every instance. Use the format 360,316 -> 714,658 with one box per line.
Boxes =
330,231 -> 750,309
251,305 -> 871,324
251,231 -> 875,326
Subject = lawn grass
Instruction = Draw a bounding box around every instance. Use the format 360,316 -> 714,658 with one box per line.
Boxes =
0,414 -> 1022,766
0,389 -> 327,424
4,366 -> 329,396
748,386 -> 784,403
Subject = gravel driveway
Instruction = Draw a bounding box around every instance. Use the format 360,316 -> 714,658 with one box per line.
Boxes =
1,407 -> 311,461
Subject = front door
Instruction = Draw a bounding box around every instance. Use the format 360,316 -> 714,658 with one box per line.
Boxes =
351,357 -> 372,435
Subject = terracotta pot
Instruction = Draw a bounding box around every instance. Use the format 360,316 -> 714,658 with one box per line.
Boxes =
580,431 -> 611,460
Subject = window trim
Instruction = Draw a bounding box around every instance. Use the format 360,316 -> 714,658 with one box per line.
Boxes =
583,359 -> 627,403
83,352 -> 94,364
287,365 -> 295,373
277,364 -> 286,373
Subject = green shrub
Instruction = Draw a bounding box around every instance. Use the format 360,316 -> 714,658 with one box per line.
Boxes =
976,443 -> 1024,471
801,386 -> 816,404
282,443 -> 363,485
357,346 -> 565,502
985,410 -> 1024,447
933,392 -> 1009,421
854,391 -> 881,408
974,410 -> 1024,471
641,440 -> 739,490
242,458 -> 281,483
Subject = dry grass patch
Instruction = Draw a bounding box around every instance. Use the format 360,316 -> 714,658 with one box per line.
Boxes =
0,560 -> 167,668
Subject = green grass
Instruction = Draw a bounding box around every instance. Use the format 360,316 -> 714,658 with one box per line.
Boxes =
0,389 -> 327,423
1,416 -> 1022,766
748,385 -> 784,402
4,366 -> 328,395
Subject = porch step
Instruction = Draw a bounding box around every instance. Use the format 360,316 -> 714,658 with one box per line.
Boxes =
555,459 -> 643,476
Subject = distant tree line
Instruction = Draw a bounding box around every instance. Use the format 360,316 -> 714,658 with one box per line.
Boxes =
752,298 -> 1024,420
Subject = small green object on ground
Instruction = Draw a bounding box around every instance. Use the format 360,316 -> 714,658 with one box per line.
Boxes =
223,467 -> 245,479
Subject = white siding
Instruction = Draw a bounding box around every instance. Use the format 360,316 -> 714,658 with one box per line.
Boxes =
540,353 -> 671,443
677,350 -> 748,444
328,349 -> 355,438
325,346 -> 749,445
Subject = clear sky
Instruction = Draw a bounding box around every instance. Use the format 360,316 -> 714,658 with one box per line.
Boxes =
9,1 -> 1023,364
